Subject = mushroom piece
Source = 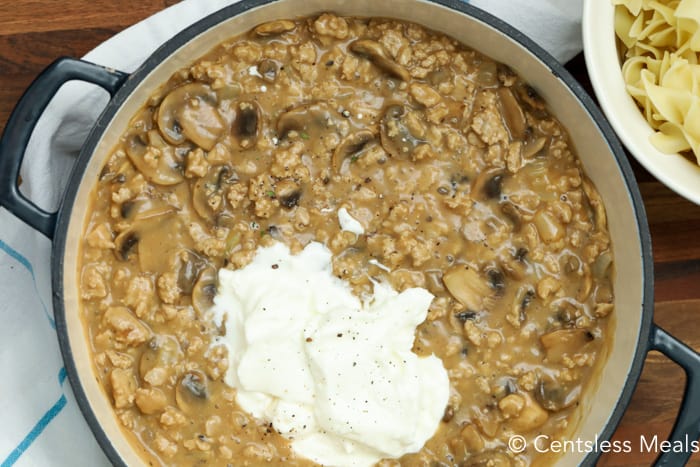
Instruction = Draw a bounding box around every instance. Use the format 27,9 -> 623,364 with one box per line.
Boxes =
497,87 -> 527,141
583,178 -> 608,232
507,392 -> 549,432
501,247 -> 529,281
472,169 -> 505,201
349,40 -> 411,81
276,178 -> 302,209
535,375 -> 582,412
114,228 -> 139,261
475,60 -> 499,88
175,370 -> 209,414
442,266 -> 493,311
523,136 -> 547,158
253,19 -> 296,37
173,249 -> 205,295
120,197 -> 175,222
258,59 -> 278,82
332,130 -> 376,172
486,269 -> 506,295
592,251 -> 613,279
533,209 -> 565,243
192,165 -> 239,222
540,328 -> 594,363
484,173 -> 504,199
125,131 -> 185,186
505,285 -> 534,328
139,335 -> 183,381
192,266 -> 217,316
233,100 -> 261,149
379,105 -> 423,159
157,83 -> 225,151
515,83 -> 546,112
276,101 -> 337,139
500,201 -> 522,231
463,450 -> 513,467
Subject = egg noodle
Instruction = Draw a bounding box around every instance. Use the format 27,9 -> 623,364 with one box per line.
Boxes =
614,0 -> 700,163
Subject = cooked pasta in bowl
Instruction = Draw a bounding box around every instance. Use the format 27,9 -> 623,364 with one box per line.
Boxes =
583,0 -> 700,205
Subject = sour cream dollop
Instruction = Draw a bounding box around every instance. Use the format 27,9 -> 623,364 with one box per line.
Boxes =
211,241 -> 449,466
338,207 -> 365,235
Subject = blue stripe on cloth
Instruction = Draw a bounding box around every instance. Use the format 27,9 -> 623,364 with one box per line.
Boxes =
0,238 -> 55,329
0,369 -> 68,467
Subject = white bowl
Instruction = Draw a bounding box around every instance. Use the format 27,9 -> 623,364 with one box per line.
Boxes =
582,0 -> 700,205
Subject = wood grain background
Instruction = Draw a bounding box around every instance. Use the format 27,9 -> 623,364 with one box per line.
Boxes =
1,1 -> 699,465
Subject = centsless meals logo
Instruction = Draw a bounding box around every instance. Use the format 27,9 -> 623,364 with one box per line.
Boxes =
508,433 -> 700,455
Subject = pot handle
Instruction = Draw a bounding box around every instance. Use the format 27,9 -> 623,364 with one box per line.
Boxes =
650,324 -> 700,466
0,57 -> 129,239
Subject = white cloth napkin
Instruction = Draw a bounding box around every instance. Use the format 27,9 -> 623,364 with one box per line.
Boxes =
0,1 -> 582,465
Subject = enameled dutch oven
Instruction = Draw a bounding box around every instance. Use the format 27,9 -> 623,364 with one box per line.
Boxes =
1,0 -> 700,465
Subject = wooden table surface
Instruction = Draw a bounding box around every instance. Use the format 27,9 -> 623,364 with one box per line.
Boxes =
1,1 -> 699,466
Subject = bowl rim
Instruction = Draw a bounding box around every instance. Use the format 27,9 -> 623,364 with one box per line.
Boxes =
50,0 -> 655,465
582,0 -> 700,205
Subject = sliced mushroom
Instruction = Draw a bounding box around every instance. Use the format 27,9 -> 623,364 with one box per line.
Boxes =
500,201 -> 522,231
474,60 -> 499,88
120,197 -> 175,222
332,130 -> 376,172
535,374 -> 582,412
233,101 -> 261,149
349,39 -> 411,81
498,87 -> 527,140
192,165 -> 239,222
507,392 -> 549,432
253,19 -> 296,37
125,131 -> 184,186
276,179 -> 302,209
258,59 -> 278,82
176,370 -> 209,414
114,228 -> 139,261
472,169 -> 505,201
474,409 -> 500,438
484,173 -> 504,199
592,251 -> 613,279
157,83 -> 225,151
276,101 -> 337,139
192,267 -> 217,316
486,269 -> 506,295
594,277 -> 614,305
139,335 -> 183,380
540,328 -> 594,363
533,208 -> 565,243
523,136 -> 547,158
583,178 -> 608,232
515,83 -> 546,112
506,285 -> 534,328
497,63 -> 518,86
173,250 -> 205,295
442,266 -> 493,311
460,424 -> 485,452
379,105 -> 423,159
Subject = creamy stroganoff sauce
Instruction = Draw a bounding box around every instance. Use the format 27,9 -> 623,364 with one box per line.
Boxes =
78,13 -> 615,466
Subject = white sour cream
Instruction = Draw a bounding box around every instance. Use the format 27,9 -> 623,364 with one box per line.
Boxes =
211,241 -> 449,467
338,207 -> 365,235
